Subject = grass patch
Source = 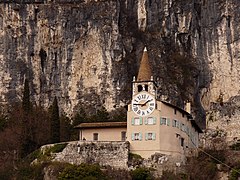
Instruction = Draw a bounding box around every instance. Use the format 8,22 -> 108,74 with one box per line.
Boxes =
45,143 -> 68,156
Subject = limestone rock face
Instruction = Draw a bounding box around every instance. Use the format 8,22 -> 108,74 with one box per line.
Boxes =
0,1 -> 239,134
0,1 -> 131,115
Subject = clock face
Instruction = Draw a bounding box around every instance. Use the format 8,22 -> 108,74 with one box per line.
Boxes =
131,92 -> 156,117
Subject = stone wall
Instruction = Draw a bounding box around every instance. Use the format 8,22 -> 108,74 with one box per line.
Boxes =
41,141 -> 129,169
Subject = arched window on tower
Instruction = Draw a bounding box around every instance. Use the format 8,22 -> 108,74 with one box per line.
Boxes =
138,85 -> 143,92
145,85 -> 148,92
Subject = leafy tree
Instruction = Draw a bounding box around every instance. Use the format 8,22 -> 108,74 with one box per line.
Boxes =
96,107 -> 110,122
70,108 -> 88,140
109,107 -> 127,122
88,106 -> 110,122
50,97 -> 60,143
20,79 -> 36,157
72,107 -> 88,126
60,114 -> 71,142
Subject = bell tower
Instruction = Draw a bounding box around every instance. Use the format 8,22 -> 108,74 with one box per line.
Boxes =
132,47 -> 157,98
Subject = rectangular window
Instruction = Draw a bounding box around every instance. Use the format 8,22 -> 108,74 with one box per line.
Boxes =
160,117 -> 167,125
132,117 -> 142,125
135,118 -> 140,125
132,133 -> 142,141
148,117 -> 154,124
167,118 -> 170,126
181,123 -> 185,131
135,133 -> 140,140
172,119 -> 177,127
174,109 -> 177,114
145,132 -> 156,141
93,133 -> 98,141
121,131 -> 126,141
145,117 -> 156,125
176,120 -> 179,128
148,133 -> 153,140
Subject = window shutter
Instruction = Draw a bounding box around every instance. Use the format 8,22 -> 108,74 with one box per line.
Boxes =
145,118 -> 148,125
145,133 -> 148,141
131,133 -> 135,141
139,133 -> 142,141
152,133 -> 156,140
167,118 -> 170,126
153,117 -> 156,124
131,118 -> 134,125
160,117 -> 163,125
140,117 -> 143,125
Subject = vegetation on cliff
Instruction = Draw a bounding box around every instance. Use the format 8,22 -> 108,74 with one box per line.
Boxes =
0,77 -> 127,179
50,96 -> 60,143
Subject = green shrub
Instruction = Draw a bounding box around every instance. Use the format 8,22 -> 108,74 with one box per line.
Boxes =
230,142 -> 240,151
26,143 -> 68,164
130,167 -> 153,180
26,149 -> 42,163
129,153 -> 143,160
58,163 -> 107,180
229,162 -> 240,180
229,169 -> 240,180
45,143 -> 68,156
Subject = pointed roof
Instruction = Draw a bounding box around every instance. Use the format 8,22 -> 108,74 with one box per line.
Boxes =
137,47 -> 152,81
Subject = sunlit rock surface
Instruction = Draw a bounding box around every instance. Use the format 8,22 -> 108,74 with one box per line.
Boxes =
0,0 -> 239,134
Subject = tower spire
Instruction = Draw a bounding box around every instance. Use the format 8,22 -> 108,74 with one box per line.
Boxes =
137,47 -> 152,81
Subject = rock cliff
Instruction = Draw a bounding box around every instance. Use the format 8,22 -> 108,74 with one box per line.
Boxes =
0,0 -> 239,132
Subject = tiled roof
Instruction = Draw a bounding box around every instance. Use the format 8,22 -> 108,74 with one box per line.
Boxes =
137,47 -> 152,81
75,121 -> 127,129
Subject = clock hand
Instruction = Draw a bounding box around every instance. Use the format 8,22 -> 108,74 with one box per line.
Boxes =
133,103 -> 143,106
141,99 -> 153,106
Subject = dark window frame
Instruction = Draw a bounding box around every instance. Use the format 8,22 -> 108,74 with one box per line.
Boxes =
93,133 -> 98,141
121,131 -> 126,141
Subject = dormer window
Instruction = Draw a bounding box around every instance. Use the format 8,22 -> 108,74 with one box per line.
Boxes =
138,85 -> 143,92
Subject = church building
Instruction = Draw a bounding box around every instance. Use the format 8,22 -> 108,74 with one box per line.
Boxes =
76,47 -> 202,161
